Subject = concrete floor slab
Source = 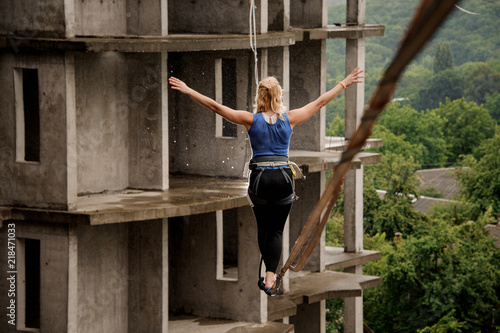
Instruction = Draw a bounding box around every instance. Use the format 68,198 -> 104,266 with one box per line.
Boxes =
325,246 -> 382,271
0,32 -> 296,53
285,271 -> 381,305
169,314 -> 294,333
289,150 -> 380,173
3,149 -> 380,225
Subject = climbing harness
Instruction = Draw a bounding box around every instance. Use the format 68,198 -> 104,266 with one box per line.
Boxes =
246,155 -> 304,208
268,0 -> 461,295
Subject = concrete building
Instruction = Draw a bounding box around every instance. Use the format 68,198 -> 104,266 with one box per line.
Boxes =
0,1 -> 384,332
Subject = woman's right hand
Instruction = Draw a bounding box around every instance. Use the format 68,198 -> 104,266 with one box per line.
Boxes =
169,77 -> 191,95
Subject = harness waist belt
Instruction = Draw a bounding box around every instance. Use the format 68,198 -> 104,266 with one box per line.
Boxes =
243,155 -> 305,179
251,155 -> 288,163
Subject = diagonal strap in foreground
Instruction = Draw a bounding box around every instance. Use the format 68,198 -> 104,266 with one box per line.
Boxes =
272,0 -> 461,292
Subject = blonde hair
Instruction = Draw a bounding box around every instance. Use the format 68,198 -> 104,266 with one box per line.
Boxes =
254,77 -> 286,120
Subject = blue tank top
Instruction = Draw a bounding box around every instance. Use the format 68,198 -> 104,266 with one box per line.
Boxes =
247,113 -> 293,158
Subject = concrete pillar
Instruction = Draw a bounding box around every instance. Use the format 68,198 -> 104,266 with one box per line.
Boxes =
290,300 -> 326,333
128,220 -> 165,332
65,52 -> 78,209
161,0 -> 168,36
343,1 -> 366,332
68,224 -> 78,332
162,219 -> 169,332
128,53 -> 168,190
284,0 -> 290,30
261,0 -> 268,34
64,0 -> 76,37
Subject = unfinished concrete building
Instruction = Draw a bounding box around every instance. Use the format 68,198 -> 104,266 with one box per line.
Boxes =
0,1 -> 384,332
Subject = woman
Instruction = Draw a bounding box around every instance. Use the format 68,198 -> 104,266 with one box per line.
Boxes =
169,67 -> 364,296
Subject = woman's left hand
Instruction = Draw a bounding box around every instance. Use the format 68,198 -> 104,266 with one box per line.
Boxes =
341,67 -> 364,87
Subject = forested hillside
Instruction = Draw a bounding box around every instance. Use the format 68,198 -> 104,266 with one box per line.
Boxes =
326,0 -> 500,122
324,2 -> 500,332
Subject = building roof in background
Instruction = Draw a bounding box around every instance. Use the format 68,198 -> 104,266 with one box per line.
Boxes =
416,168 -> 461,200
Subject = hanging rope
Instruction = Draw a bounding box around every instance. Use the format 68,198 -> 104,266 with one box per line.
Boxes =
249,0 -> 259,87
271,0 -> 461,293
455,4 -> 481,14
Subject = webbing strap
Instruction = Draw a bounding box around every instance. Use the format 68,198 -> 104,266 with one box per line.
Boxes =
272,0 -> 460,292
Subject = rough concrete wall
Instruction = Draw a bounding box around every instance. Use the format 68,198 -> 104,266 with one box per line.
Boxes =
75,52 -> 129,194
77,223 -> 128,333
74,0 -> 127,36
169,206 -> 265,323
0,0 -> 65,38
168,0 -> 260,34
128,220 -> 165,333
267,47 -> 285,82
127,53 -> 166,189
290,301 -> 326,333
0,221 -> 69,333
268,1 -> 285,31
289,40 -> 324,151
126,0 -> 162,36
168,51 -> 251,178
290,0 -> 323,28
0,52 -> 72,209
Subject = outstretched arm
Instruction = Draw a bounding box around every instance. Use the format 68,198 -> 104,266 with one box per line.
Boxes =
169,77 -> 253,130
287,67 -> 364,128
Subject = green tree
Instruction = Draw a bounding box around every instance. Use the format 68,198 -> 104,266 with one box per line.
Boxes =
416,110 -> 447,168
484,91 -> 500,123
459,62 -> 500,105
375,103 -> 447,168
455,132 -> 500,218
326,114 -> 345,137
413,69 -> 464,111
434,42 -> 454,73
369,126 -> 423,162
364,153 -> 426,238
417,310 -> 466,333
364,216 -> 500,332
435,98 -> 496,164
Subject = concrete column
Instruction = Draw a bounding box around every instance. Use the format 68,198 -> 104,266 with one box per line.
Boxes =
284,0 -> 290,30
322,0 -> 328,28
161,52 -> 169,190
344,38 -> 365,139
64,0 -> 76,37
261,0 -> 268,34
290,300 -> 326,333
161,0 -> 168,36
260,48 -> 268,80
128,220 -> 164,332
65,52 -> 77,209
162,219 -> 169,333
128,53 -> 168,190
344,1 -> 366,332
68,225 -> 78,333
283,46 -> 290,109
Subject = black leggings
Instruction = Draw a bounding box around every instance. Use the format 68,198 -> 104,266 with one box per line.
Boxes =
249,168 -> 294,273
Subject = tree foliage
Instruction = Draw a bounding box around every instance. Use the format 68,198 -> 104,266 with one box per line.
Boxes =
434,42 -> 454,73
324,1 -> 500,332
455,132 -> 500,218
363,215 -> 500,332
435,98 -> 496,164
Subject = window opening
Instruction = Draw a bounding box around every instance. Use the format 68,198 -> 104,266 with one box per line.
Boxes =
18,238 -> 41,331
216,209 -> 239,281
14,68 -> 41,162
215,58 -> 238,138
